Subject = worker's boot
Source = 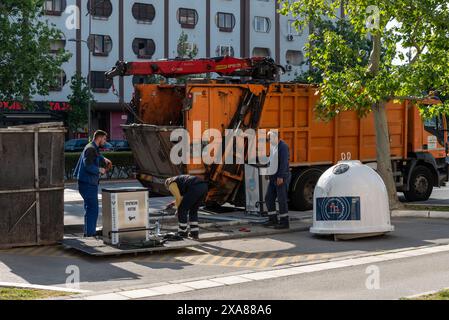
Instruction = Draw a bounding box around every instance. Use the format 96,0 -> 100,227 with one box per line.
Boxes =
178,222 -> 188,238
177,231 -> 188,238
274,216 -> 290,229
189,231 -> 199,240
262,213 -> 278,227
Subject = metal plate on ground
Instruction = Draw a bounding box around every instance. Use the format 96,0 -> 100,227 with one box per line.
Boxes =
62,237 -> 200,256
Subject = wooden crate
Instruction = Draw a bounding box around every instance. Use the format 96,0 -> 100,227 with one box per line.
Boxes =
0,122 -> 66,248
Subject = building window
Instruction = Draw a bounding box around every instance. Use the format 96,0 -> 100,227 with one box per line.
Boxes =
49,39 -> 66,53
286,50 -> 304,66
252,47 -> 271,57
87,0 -> 113,19
216,45 -> 235,57
44,0 -> 66,16
132,3 -> 156,23
132,38 -> 156,59
50,70 -> 67,91
89,71 -> 112,93
88,34 -> 113,56
177,8 -> 198,29
254,16 -> 271,33
287,20 -> 302,35
216,12 -> 235,32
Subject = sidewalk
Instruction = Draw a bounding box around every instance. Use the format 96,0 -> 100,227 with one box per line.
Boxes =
392,210 -> 449,219
64,180 -> 141,203
3,182 -> 448,297
2,216 -> 449,295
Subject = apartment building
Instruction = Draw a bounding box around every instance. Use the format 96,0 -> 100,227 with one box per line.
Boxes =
22,0 -> 309,138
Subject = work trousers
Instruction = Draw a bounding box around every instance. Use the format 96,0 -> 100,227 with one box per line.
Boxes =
177,183 -> 208,234
265,175 -> 291,218
78,182 -> 99,237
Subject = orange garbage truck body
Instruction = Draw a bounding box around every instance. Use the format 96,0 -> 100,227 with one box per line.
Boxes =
123,82 -> 448,210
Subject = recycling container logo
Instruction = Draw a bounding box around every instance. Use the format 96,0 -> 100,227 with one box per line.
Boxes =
316,197 -> 361,221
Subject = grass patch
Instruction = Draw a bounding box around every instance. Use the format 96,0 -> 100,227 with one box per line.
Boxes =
402,204 -> 449,212
405,289 -> 449,300
0,287 -> 74,300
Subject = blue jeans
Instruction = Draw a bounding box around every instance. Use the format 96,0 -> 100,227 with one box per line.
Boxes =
265,175 -> 291,215
78,182 -> 99,236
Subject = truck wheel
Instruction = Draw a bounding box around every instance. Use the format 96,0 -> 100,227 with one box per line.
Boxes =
404,165 -> 434,202
290,169 -> 323,211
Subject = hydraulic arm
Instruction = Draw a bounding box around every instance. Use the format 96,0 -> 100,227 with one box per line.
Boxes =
105,56 -> 285,81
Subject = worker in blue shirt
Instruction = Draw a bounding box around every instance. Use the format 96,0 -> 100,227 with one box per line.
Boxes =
74,130 -> 112,237
264,132 -> 291,229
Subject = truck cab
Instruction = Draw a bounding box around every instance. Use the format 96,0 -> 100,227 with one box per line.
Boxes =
397,103 -> 449,202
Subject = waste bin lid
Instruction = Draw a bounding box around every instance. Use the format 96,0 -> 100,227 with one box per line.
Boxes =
102,187 -> 149,193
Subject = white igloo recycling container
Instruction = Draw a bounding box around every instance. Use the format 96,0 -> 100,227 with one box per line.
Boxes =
310,160 -> 394,239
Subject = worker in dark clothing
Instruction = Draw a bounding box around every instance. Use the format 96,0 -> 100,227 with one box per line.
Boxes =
263,132 -> 291,229
74,130 -> 112,237
165,175 -> 208,240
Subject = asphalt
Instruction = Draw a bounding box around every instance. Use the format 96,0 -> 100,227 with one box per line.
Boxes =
148,250 -> 449,300
1,217 -> 449,293
1,180 -> 449,297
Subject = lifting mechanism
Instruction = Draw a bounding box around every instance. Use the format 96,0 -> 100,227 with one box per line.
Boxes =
105,56 -> 285,81
65,56 -> 286,254
105,56 -> 285,207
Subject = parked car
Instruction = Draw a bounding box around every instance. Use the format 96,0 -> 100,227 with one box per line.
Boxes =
64,139 -> 88,152
109,140 -> 131,152
101,142 -> 114,152
65,139 -> 114,152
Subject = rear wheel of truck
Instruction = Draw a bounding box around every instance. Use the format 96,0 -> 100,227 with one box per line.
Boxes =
404,165 -> 434,202
290,169 -> 323,211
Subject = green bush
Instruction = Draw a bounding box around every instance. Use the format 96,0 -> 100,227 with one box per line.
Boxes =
101,151 -> 135,167
65,151 -> 135,180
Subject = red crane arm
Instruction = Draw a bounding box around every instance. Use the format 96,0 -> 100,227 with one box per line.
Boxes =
105,56 -> 284,80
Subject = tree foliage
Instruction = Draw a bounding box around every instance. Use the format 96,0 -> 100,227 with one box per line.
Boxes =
281,0 -> 449,119
0,0 -> 71,103
66,73 -> 94,133
281,0 -> 449,208
176,31 -> 199,59
295,19 -> 372,85
176,31 -> 200,84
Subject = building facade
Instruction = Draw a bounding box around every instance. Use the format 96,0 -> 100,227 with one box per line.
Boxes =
33,0 -> 309,139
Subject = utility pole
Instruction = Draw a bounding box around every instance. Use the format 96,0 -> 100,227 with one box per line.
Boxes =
70,0 -> 98,140
87,0 -> 92,140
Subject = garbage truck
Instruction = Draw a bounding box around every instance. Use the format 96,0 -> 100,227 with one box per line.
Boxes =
106,57 -> 449,211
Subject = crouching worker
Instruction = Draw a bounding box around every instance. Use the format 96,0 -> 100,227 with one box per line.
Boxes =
165,175 -> 208,240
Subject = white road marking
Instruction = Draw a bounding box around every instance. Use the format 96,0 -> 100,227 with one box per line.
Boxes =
74,244 -> 449,300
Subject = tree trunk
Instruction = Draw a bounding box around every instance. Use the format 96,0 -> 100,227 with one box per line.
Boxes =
373,101 -> 400,209
368,33 -> 400,210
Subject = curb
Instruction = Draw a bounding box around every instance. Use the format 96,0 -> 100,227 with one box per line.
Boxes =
392,210 -> 449,219
64,179 -> 139,188
0,282 -> 90,294
58,243 -> 449,300
403,287 -> 449,299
